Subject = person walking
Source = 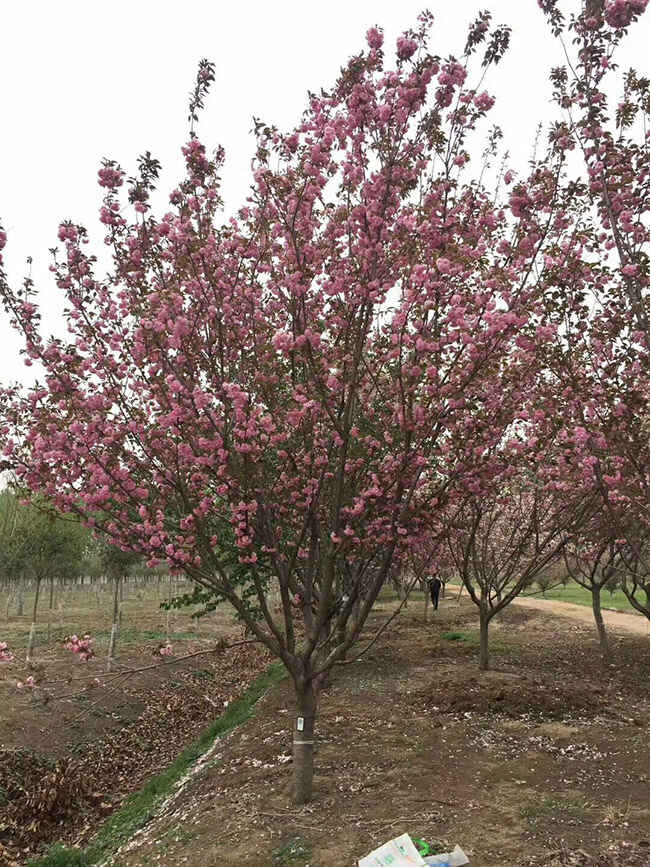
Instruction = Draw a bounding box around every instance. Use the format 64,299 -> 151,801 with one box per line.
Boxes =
428,576 -> 442,611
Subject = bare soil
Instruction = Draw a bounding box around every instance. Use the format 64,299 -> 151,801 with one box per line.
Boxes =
101,595 -> 650,867
513,594 -> 650,636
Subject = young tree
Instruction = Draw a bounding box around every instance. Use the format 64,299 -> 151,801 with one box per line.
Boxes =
95,539 -> 140,672
445,464 -> 592,670
563,535 -> 622,660
612,525 -> 650,619
0,17 -> 584,802
0,493 -> 87,658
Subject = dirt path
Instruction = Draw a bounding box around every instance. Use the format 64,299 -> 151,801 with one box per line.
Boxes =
513,594 -> 650,635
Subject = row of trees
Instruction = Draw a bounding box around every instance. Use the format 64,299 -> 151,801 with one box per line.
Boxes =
0,489 -> 176,667
0,1 -> 647,803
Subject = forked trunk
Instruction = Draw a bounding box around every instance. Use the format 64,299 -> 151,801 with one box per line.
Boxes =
592,585 -> 610,662
292,681 -> 318,805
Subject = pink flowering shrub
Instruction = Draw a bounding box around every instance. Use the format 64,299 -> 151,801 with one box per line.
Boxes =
158,643 -> 173,657
0,641 -> 14,662
64,634 -> 94,662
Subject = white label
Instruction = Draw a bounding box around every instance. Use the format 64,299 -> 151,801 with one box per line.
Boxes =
297,716 -> 304,731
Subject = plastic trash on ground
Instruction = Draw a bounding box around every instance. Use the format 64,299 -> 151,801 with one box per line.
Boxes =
424,845 -> 469,866
358,834 -> 469,867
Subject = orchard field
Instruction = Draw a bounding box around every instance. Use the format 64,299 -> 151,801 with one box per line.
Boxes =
1,0 -> 650,865
2,587 -> 649,866
0,577 -> 271,866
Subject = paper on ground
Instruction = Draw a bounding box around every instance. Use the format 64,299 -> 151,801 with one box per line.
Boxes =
358,833 -> 427,867
424,845 -> 469,866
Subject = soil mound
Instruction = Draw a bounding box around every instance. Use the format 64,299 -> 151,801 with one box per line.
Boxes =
415,671 -> 607,719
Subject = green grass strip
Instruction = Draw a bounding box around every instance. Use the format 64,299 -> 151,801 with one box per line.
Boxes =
29,661 -> 286,867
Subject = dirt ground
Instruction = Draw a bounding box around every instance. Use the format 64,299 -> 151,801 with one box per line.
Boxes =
512,594 -> 650,636
107,594 -> 650,867
0,581 -> 271,865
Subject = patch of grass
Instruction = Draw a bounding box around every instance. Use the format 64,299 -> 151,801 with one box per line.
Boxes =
441,630 -> 474,642
27,844 -> 87,867
272,837 -> 312,865
446,580 -> 639,614
521,795 -> 591,827
522,584 -> 635,613
28,662 -> 286,867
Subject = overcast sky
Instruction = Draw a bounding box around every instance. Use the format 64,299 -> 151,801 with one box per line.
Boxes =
1,1 -> 647,383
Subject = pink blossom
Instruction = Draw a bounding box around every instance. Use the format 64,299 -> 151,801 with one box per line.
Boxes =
474,91 -> 495,112
57,224 -> 78,243
97,166 -> 124,188
439,61 -> 467,88
396,36 -> 418,61
64,633 -> 94,662
604,0 -> 648,28
366,27 -> 384,51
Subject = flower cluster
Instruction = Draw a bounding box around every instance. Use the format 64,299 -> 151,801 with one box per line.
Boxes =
604,0 -> 648,28
0,641 -> 14,663
64,634 -> 94,662
158,643 -> 173,657
17,675 -> 35,689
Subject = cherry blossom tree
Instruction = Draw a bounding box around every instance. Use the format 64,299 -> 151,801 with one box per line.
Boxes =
617,532 -> 650,617
538,0 -> 649,578
443,442 -> 594,671
563,533 -> 622,660
0,14 -> 587,802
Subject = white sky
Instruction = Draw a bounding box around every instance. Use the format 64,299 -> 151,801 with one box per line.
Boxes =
1,1 -> 647,384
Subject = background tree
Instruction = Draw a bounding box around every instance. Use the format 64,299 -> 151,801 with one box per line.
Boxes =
0,491 -> 88,658
563,532 -> 622,660
444,450 -> 593,670
94,539 -> 141,671
539,0 -> 649,589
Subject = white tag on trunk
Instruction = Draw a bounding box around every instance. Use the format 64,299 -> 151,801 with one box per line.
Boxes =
297,716 -> 304,731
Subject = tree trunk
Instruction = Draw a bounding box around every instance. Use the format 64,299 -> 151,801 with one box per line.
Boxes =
423,586 -> 430,623
47,576 -> 55,642
166,573 -> 173,639
592,585 -> 610,662
27,577 -> 42,661
292,681 -> 318,805
107,574 -> 121,672
16,580 -> 24,616
479,606 -> 490,672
